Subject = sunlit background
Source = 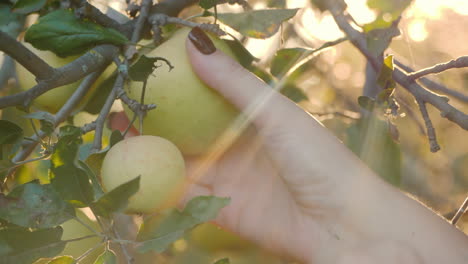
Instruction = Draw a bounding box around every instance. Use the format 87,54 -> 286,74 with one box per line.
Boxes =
1,0 -> 467,263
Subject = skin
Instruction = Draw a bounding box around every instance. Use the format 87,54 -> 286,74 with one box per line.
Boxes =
111,32 -> 468,263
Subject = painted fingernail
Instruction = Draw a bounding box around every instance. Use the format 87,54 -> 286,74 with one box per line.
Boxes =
188,27 -> 216,55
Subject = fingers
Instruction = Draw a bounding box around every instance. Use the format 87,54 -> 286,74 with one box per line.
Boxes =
186,35 -> 310,133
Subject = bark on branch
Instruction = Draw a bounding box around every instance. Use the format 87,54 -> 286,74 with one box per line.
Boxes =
0,31 -> 55,80
0,45 -> 119,109
325,1 -> 468,132
408,55 -> 468,80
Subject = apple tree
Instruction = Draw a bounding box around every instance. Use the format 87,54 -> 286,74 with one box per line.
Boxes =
1,0 -> 468,263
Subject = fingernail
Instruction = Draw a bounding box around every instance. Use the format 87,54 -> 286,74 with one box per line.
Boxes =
188,27 -> 216,55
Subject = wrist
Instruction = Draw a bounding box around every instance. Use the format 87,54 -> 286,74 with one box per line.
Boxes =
337,167 -> 468,264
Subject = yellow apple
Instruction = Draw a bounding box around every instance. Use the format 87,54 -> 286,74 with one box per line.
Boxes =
15,43 -> 114,113
100,135 -> 185,214
125,27 -> 240,155
190,223 -> 253,252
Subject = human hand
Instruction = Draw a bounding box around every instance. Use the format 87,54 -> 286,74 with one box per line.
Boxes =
184,27 -> 468,264
111,27 -> 468,264
183,27 -> 378,263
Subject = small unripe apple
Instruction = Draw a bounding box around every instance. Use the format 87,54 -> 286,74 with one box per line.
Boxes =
125,27 -> 239,155
100,135 -> 185,214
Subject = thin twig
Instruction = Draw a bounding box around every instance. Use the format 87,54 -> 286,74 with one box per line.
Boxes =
131,0 -> 153,43
91,74 -> 123,153
415,99 -> 440,152
407,55 -> 468,80
1,154 -> 50,173
111,221 -> 134,264
395,94 -> 426,135
324,1 -> 468,136
75,1 -> 126,34
451,196 -> 468,225
148,14 -> 226,36
394,59 -> 468,103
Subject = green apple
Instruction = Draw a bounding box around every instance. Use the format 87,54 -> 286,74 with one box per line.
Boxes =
125,27 -> 240,155
15,43 -> 114,113
100,135 -> 185,214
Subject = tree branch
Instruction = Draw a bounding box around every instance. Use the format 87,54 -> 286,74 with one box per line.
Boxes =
3,70 -> 106,190
407,55 -> 468,80
394,59 -> 468,103
75,1 -> 125,34
415,99 -> 440,152
131,0 -> 153,43
91,74 -> 123,153
0,31 -> 55,80
324,1 -> 468,132
0,45 -> 119,109
0,55 -> 15,91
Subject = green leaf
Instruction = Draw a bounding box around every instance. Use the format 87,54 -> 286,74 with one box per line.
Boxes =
24,111 -> 55,135
0,120 -> 23,145
199,0 -> 222,9
0,4 -> 24,36
376,55 -> 395,103
136,196 -> 230,253
91,176 -> 140,218
270,48 -> 309,77
50,125 -> 94,207
46,255 -> 75,264
128,55 -> 173,82
280,83 -> 308,103
214,9 -> 299,39
248,65 -> 275,85
367,0 -> 412,14
0,181 -> 75,228
213,258 -> 230,264
12,0 -> 46,14
365,22 -> 400,57
358,96 -> 376,111
346,116 -> 401,186
77,160 -> 105,200
109,130 -> 124,147
24,9 -> 128,57
0,226 -> 65,264
223,39 -> 257,68
93,249 -> 117,264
